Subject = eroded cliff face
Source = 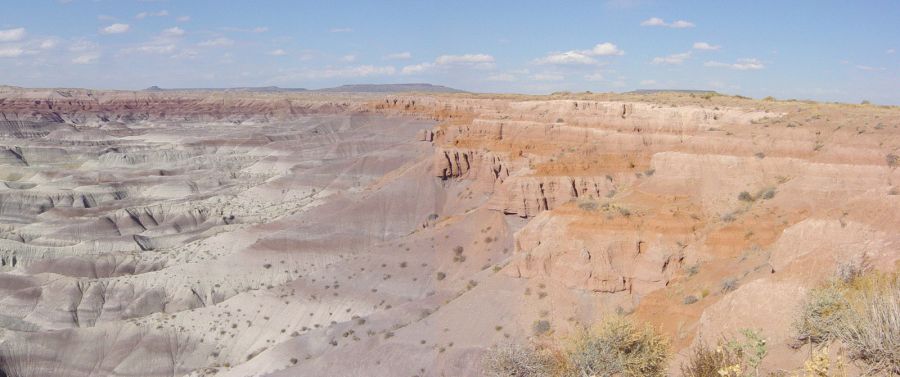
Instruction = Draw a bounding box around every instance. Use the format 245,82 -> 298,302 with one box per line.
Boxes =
374,93 -> 900,372
0,87 -> 897,376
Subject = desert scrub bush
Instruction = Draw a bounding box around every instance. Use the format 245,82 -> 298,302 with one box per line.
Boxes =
794,257 -> 876,343
794,266 -> 899,375
482,341 -> 554,377
562,316 -> 669,377
532,320 -> 551,336
834,274 -> 899,375
794,281 -> 850,343
577,201 -> 598,211
682,329 -> 767,377
680,340 -> 743,377
721,278 -> 739,293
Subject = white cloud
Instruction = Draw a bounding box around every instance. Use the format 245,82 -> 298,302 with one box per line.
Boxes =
585,73 -> 605,81
531,73 -> 565,81
252,27 -> 268,33
384,52 -> 412,60
101,23 -> 130,35
72,54 -> 99,64
652,51 -> 691,65
639,79 -> 657,86
435,53 -> 494,65
670,20 -> 695,28
198,37 -> 234,47
0,47 -> 25,58
340,54 -> 356,62
640,17 -> 695,28
401,62 -> 434,74
39,39 -> 58,49
486,73 -> 517,82
170,49 -> 198,59
136,10 -> 168,19
0,28 -> 26,42
887,48 -> 896,54
126,44 -> 176,54
402,53 -> 495,74
177,16 -> 191,22
704,58 -> 765,70
536,51 -> 597,65
640,17 -> 666,26
269,49 -> 287,56
329,28 -> 353,33
693,42 -> 720,51
161,27 -> 185,37
855,65 -> 885,71
588,42 -> 624,56
535,42 -> 623,65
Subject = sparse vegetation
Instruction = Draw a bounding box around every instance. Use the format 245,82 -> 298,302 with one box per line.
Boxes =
682,329 -> 768,377
482,341 -> 553,377
485,317 -> 669,377
532,320 -> 551,336
563,317 -> 670,377
793,262 -> 899,375
887,153 -> 898,168
453,246 -> 466,263
680,340 -> 743,377
721,278 -> 739,293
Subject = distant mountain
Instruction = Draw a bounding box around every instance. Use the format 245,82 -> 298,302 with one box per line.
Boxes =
626,89 -> 718,95
314,83 -> 465,93
142,83 -> 465,94
143,86 -> 308,92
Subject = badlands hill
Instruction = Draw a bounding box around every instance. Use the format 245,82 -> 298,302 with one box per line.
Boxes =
140,83 -> 465,94
0,86 -> 897,376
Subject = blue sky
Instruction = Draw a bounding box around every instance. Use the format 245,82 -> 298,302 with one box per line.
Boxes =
0,0 -> 897,104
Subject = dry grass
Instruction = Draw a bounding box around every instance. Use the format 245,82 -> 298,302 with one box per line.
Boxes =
794,264 -> 899,375
483,317 -> 669,377
835,275 -> 899,375
562,316 -> 670,377
482,341 -> 553,377
794,282 -> 850,343
680,340 -> 744,377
